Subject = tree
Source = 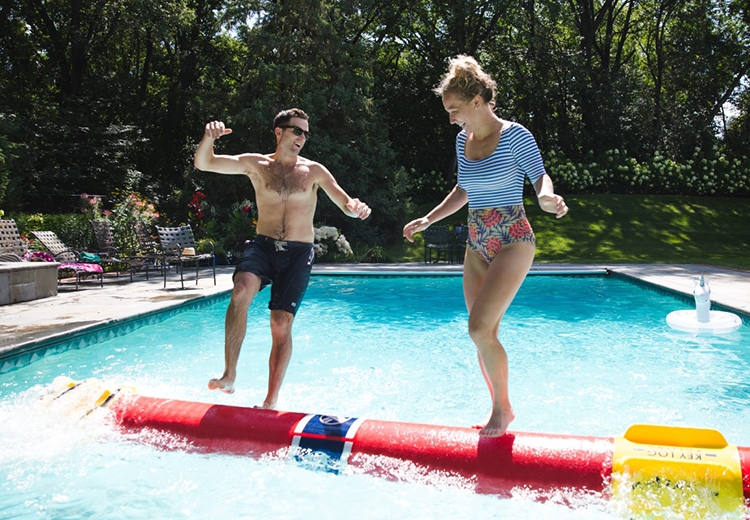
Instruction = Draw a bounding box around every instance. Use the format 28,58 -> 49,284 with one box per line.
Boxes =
0,0 -> 145,211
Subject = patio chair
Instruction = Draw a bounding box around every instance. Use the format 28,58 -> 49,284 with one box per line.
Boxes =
131,221 -> 164,280
89,220 -> 121,259
0,219 -> 26,261
423,225 -> 453,263
89,220 -> 135,281
155,225 -> 216,289
30,231 -> 104,289
133,221 -> 159,257
451,226 -> 468,264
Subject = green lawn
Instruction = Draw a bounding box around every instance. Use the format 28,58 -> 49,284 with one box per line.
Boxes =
393,194 -> 750,270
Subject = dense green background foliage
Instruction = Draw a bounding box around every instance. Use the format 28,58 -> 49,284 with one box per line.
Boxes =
1,0 -> 748,250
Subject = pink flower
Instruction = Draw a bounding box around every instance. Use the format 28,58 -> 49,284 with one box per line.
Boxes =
509,219 -> 532,238
486,237 -> 502,256
481,209 -> 503,227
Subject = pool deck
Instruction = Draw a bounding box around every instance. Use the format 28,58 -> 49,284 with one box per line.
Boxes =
1,263 -> 749,357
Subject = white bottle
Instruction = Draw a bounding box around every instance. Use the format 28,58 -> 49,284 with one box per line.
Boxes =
693,274 -> 711,323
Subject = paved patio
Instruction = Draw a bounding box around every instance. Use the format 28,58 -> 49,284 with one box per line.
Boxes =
1,263 -> 748,358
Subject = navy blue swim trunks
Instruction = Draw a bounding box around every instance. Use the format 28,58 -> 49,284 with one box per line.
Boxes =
234,234 -> 315,315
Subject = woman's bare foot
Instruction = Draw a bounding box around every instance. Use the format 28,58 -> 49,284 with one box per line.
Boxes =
479,407 -> 514,437
472,411 -> 492,429
207,377 -> 235,394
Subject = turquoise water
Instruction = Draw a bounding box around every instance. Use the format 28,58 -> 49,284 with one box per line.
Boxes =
1,275 -> 749,519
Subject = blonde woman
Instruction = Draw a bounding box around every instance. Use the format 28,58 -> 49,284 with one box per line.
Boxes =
403,56 -> 568,437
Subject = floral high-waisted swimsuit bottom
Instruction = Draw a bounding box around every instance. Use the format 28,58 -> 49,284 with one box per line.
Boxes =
466,205 -> 535,263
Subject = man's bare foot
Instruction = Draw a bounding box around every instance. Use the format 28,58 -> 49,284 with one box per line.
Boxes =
253,402 -> 276,410
207,377 -> 235,394
479,407 -> 514,437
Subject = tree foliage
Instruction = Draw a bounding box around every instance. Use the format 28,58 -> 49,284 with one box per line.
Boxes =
1,0 -> 748,244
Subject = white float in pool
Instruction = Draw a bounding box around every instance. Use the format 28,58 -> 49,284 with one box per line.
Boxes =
666,275 -> 742,334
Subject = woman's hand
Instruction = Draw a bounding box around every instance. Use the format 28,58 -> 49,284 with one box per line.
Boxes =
538,193 -> 568,218
402,217 -> 431,242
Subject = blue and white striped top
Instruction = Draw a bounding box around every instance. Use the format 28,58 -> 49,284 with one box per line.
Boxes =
456,123 -> 546,209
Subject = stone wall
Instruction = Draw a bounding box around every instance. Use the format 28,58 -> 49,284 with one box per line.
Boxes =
0,262 -> 58,305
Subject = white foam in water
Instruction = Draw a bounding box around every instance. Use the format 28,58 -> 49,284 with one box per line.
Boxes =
1,276 -> 749,518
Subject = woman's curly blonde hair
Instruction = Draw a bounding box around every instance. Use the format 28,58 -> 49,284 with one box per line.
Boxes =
433,55 -> 497,107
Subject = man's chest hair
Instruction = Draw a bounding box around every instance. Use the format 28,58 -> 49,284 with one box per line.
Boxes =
259,162 -> 313,200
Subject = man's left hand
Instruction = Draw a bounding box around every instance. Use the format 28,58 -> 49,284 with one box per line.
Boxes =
346,199 -> 372,220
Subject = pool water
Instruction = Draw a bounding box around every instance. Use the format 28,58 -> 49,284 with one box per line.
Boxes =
1,275 -> 749,519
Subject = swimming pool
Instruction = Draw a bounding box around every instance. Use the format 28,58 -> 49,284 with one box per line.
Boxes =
1,275 -> 749,518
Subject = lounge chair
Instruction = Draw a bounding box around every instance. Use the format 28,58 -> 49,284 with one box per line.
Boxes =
131,221 -> 163,280
155,225 -> 216,289
89,220 -> 137,280
133,221 -> 159,256
30,231 -> 104,289
0,219 -> 26,262
89,220 -> 121,260
89,220 -> 149,281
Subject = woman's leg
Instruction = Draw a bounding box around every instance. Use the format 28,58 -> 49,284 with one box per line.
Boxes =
463,242 -> 535,436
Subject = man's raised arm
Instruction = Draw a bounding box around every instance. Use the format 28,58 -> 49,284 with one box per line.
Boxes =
194,121 -> 249,175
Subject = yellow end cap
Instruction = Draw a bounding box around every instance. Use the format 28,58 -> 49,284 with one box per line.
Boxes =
612,424 -> 744,517
624,424 -> 728,449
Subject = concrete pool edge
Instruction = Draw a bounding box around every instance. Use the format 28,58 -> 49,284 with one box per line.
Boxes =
606,264 -> 750,320
609,271 -> 750,324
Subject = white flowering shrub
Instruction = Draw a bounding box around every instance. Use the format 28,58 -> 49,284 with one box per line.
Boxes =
544,147 -> 750,196
313,225 -> 353,260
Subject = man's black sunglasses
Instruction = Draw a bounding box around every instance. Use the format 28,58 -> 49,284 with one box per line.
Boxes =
279,125 -> 311,139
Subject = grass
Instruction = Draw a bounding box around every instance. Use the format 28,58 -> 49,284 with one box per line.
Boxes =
392,194 -> 750,271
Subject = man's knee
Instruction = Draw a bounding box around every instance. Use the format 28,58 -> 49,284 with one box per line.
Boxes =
231,272 -> 262,305
270,310 -> 294,337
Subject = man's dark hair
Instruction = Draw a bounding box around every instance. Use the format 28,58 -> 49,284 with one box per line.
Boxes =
273,108 -> 309,130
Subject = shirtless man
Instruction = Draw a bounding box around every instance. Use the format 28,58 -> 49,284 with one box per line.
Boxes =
194,108 -> 371,408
